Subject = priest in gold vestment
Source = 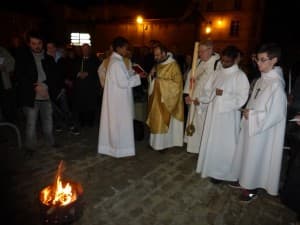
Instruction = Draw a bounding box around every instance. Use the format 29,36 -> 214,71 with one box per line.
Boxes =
146,44 -> 184,151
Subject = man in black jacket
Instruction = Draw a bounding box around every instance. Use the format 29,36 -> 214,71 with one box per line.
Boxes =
15,31 -> 59,151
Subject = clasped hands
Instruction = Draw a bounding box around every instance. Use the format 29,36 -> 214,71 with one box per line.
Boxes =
78,72 -> 88,79
184,96 -> 200,105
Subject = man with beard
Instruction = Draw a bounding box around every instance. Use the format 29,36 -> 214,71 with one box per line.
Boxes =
146,44 -> 184,151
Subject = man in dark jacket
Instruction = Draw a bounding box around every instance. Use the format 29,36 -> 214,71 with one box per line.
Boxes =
72,43 -> 101,127
15,31 -> 59,151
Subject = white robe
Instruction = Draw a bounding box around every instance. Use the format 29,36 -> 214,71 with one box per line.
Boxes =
98,52 -> 141,158
196,64 -> 250,181
149,55 -> 184,150
183,54 -> 220,153
234,68 -> 287,195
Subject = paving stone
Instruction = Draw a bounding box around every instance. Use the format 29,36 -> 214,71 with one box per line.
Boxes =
1,126 -> 297,225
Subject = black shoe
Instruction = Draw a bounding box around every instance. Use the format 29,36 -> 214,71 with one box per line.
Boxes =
210,178 -> 223,184
228,181 -> 242,189
51,143 -> 62,149
158,148 -> 169,153
23,147 -> 36,157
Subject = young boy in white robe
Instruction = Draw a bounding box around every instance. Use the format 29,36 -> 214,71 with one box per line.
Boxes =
231,43 -> 287,203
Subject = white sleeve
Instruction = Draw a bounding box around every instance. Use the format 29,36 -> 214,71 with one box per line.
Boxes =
248,86 -> 287,136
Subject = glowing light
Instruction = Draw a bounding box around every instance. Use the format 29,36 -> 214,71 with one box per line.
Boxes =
136,16 -> 143,24
217,19 -> 224,27
205,25 -> 212,34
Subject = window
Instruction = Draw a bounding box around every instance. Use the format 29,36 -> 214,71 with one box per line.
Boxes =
234,0 -> 242,10
206,0 -> 213,11
70,33 -> 91,46
230,20 -> 240,37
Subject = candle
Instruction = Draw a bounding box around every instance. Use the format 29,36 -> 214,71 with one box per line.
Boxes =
189,42 -> 199,98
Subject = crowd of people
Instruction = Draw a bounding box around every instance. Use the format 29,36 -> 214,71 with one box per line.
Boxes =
0,31 -> 299,224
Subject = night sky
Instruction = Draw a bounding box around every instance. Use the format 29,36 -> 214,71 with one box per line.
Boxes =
2,0 -> 189,18
2,0 -> 300,59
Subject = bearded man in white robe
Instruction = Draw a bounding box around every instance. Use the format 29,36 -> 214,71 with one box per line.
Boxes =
184,40 -> 220,154
196,45 -> 249,183
146,44 -> 184,151
232,43 -> 287,202
98,36 -> 141,158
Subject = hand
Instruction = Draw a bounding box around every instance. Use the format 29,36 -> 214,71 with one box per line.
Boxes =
78,72 -> 88,79
193,98 -> 200,105
295,115 -> 300,126
242,108 -> 250,120
185,96 -> 193,105
216,88 -> 223,96
149,68 -> 156,78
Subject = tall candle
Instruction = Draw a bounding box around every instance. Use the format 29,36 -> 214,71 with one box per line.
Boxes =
189,42 -> 199,98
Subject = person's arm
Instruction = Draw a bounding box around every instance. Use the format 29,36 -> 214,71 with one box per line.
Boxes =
0,47 -> 15,73
248,85 -> 287,136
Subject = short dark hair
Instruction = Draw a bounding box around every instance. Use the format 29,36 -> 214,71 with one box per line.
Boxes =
26,30 -> 44,42
112,36 -> 129,51
257,43 -> 281,61
154,43 -> 168,54
221,45 -> 240,60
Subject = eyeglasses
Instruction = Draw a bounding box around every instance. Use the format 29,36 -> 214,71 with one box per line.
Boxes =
255,58 -> 271,63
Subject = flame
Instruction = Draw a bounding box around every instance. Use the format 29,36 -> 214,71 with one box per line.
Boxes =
40,161 -> 79,206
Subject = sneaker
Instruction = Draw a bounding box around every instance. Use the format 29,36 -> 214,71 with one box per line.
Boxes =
239,190 -> 257,203
228,181 -> 242,189
69,127 -> 80,135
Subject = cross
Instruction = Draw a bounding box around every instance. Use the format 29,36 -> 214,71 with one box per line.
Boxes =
254,88 -> 261,99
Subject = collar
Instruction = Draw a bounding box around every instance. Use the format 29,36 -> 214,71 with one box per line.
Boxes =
222,64 -> 239,74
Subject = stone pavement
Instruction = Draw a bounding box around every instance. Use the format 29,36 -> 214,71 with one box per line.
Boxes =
1,125 -> 297,225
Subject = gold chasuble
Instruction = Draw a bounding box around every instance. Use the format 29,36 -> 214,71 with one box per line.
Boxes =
146,61 -> 184,133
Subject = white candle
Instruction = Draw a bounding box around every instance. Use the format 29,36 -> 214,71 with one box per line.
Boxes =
189,42 -> 199,98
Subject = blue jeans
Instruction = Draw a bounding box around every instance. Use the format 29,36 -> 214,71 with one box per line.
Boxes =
23,100 -> 55,149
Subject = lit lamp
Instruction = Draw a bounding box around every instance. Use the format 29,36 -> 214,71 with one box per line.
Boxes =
205,21 -> 212,34
217,19 -> 223,27
136,15 -> 146,44
136,15 -> 143,24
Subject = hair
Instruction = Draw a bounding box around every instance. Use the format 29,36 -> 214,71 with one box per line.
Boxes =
257,43 -> 281,61
154,43 -> 168,54
221,45 -> 240,60
46,40 -> 57,47
112,36 -> 129,51
26,30 -> 44,42
199,39 -> 214,48
149,40 -> 161,48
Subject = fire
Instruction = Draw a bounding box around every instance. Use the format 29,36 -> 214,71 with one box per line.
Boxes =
40,161 -> 81,206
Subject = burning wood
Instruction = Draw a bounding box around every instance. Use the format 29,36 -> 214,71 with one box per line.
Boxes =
39,161 -> 84,225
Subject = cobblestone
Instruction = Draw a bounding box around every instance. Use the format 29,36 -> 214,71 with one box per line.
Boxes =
1,125 -> 297,225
